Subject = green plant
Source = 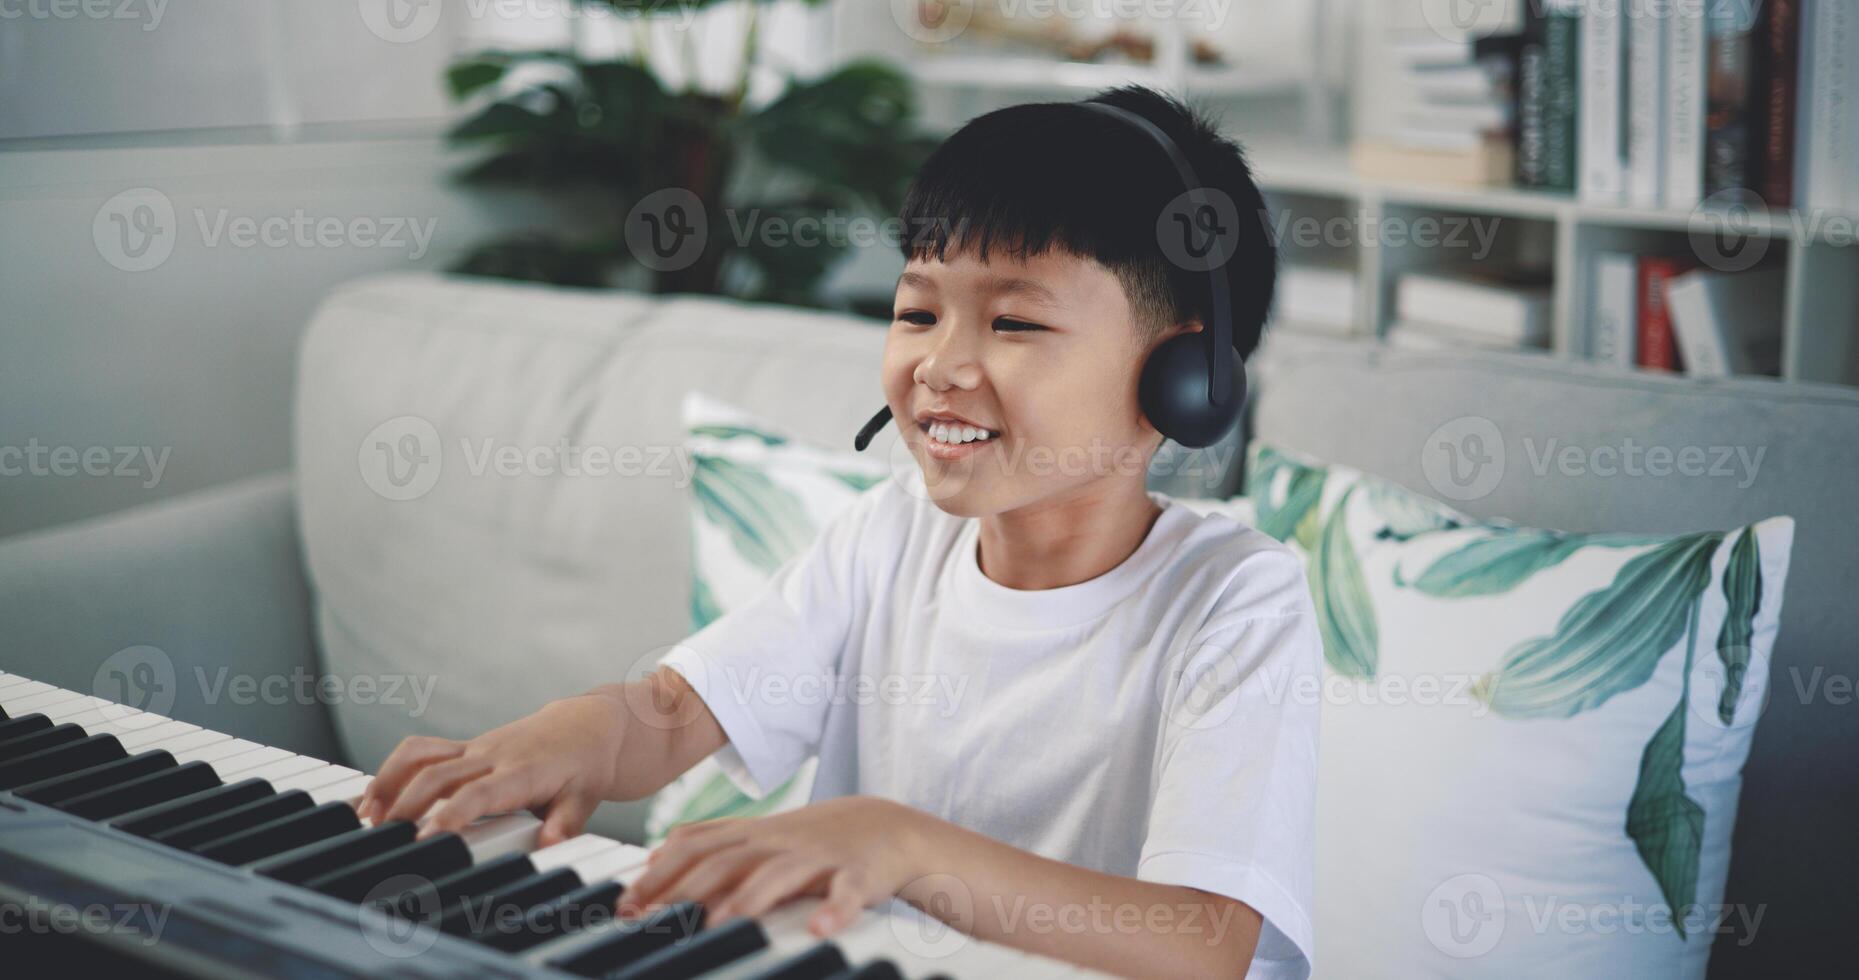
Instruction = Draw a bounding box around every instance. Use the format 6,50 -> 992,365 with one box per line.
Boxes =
444,0 -> 935,306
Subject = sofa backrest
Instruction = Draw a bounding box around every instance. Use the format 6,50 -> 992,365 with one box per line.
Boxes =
1252,334 -> 1859,979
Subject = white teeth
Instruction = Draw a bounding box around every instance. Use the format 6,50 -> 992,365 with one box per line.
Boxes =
926,421 -> 994,446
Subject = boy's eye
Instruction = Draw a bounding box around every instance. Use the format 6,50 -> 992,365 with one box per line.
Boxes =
993,318 -> 1045,333
896,311 -> 935,326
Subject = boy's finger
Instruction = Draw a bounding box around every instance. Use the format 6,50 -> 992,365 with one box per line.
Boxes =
419,772 -> 532,837
714,855 -> 827,922
537,793 -> 598,848
382,755 -> 492,824
359,736 -> 463,818
810,868 -> 872,937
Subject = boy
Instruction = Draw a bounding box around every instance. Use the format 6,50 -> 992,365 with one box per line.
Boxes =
360,86 -> 1320,979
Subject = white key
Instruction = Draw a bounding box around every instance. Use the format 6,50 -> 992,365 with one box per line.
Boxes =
42,696 -> 112,722
4,687 -> 87,714
273,765 -> 359,793
458,813 -> 543,863
309,775 -> 372,806
528,834 -> 619,872
563,842 -> 651,886
116,720 -> 200,751
0,680 -> 55,707
81,712 -> 179,737
153,729 -> 234,756
0,672 -> 30,688
173,738 -> 266,766
213,746 -> 294,777
237,756 -> 325,784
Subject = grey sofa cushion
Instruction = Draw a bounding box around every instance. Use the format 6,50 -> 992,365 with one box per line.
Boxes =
1251,334 -> 1859,978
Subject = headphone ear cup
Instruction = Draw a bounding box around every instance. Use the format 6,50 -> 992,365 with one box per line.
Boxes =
1138,331 -> 1247,449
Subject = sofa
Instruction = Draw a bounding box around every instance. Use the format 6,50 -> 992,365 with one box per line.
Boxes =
2,272 -> 1852,977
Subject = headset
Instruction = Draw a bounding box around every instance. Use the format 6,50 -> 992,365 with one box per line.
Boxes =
855,98 -> 1248,453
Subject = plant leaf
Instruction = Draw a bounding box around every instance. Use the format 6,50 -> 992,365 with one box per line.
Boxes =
1715,527 -> 1763,725
1402,530 -> 1588,597
832,470 -> 886,493
689,424 -> 787,446
1258,467 -> 1324,544
1476,532 -> 1723,718
691,456 -> 815,573
1310,486 -> 1378,678
1626,697 -> 1705,938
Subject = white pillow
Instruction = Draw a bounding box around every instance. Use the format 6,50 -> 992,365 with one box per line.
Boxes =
1246,444 -> 1793,978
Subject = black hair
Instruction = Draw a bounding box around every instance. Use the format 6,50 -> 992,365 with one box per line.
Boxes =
896,85 -> 1277,359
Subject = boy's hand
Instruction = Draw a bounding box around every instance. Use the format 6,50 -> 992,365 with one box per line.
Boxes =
357,691 -> 630,845
625,796 -> 927,937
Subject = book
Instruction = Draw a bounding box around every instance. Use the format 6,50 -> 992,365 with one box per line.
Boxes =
1277,265 -> 1358,332
1517,0 -> 1550,187
1580,0 -> 1626,203
1636,256 -> 1699,372
1663,0 -> 1708,208
1753,0 -> 1800,208
1797,0 -> 1855,213
1703,0 -> 1759,197
1590,251 -> 1639,368
1626,0 -> 1667,208
1666,266 -> 1786,376
1542,0 -> 1580,191
1385,319 -> 1550,352
1351,137 -> 1517,186
1395,270 -> 1551,346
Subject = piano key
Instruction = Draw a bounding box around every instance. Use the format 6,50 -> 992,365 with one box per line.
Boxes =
212,745 -> 297,777
302,833 -> 475,904
151,729 -> 235,757
562,844 -> 652,889
157,791 -> 319,852
607,916 -> 771,980
529,834 -> 623,872
273,765 -> 361,794
171,737 -> 267,766
458,812 -> 543,863
3,687 -> 88,714
0,713 -> 54,744
113,720 -> 201,752
480,879 -> 625,954
441,867 -> 583,937
0,680 -> 55,707
58,760 -> 220,820
0,733 -> 126,790
107,778 -> 275,839
308,774 -> 373,806
235,755 -> 326,785
391,852 -> 537,923
192,801 -> 363,866
42,696 -> 114,722
827,961 -> 903,980
547,901 -> 706,977
13,750 -> 178,805
0,722 -> 88,762
740,942 -> 851,980
254,821 -> 419,883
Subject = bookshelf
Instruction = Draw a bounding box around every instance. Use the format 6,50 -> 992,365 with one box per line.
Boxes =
1245,140 -> 1859,389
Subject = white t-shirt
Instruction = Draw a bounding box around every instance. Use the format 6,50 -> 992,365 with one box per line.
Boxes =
660,474 -> 1321,978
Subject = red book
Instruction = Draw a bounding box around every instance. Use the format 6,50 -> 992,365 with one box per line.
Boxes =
1755,0 -> 1799,207
1637,257 -> 1698,372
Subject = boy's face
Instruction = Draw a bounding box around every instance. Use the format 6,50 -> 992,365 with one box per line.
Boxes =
884,246 -> 1168,517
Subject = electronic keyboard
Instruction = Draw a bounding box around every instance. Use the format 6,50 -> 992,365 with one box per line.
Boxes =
0,672 -> 1103,979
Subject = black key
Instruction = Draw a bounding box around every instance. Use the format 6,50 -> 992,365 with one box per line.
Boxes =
157,790 -> 316,851
193,801 -> 361,866
303,833 -> 474,905
0,700 -> 8,720
58,760 -> 219,820
827,961 -> 903,980
108,778 -> 274,838
12,750 -> 177,805
0,722 -> 85,762
254,821 -> 417,883
0,733 -> 125,790
480,880 -> 624,953
608,917 -> 769,980
548,902 -> 705,978
745,942 -> 850,980
442,868 -> 582,938
0,713 -> 53,743
383,853 -> 536,922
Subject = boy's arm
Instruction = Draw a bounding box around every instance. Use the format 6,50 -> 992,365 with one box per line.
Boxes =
628,796 -> 1261,980
359,666 -> 726,845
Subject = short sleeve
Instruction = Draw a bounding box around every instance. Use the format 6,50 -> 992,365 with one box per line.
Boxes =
1138,564 -> 1322,980
658,478 -> 901,799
